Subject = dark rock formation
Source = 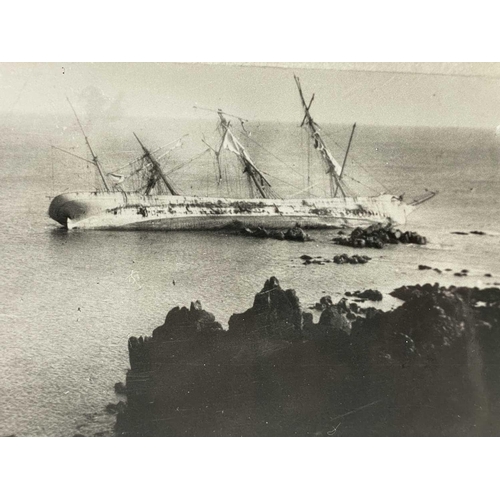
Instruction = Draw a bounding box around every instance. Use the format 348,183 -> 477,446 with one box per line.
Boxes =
346,289 -> 383,301
418,264 -> 432,270
114,382 -> 127,395
239,224 -> 311,242
105,401 -> 127,415
333,223 -> 427,249
115,278 -> 500,437
284,226 -> 312,242
228,277 -> 309,338
333,254 -> 371,265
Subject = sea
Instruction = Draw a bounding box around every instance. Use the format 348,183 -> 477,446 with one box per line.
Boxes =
1,114 -> 499,436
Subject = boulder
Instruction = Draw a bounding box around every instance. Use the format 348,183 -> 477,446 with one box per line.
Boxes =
285,226 -> 311,242
333,223 -> 427,249
114,382 -> 127,395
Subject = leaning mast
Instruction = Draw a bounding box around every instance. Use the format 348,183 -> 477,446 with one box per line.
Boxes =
133,133 -> 179,196
294,76 -> 346,198
66,98 -> 111,192
214,109 -> 278,199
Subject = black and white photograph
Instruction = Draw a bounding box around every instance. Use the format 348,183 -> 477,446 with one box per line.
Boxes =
2,61 -> 499,439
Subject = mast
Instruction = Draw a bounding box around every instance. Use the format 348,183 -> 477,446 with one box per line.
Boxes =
216,111 -> 277,199
294,76 -> 346,198
133,133 -> 179,196
66,98 -> 111,192
334,122 -> 357,197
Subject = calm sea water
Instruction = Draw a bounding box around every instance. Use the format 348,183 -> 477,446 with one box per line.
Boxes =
1,115 -> 499,436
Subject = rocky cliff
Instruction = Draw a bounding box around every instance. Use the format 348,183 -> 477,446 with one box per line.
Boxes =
115,278 -> 500,436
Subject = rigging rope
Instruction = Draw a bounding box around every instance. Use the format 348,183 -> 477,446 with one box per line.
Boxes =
241,130 -> 307,181
263,171 -> 318,197
342,174 -> 381,194
166,149 -> 210,176
321,128 -> 394,193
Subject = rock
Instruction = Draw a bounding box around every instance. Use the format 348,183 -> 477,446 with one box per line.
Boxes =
461,269 -> 469,274
269,230 -> 286,240
105,401 -> 127,415
114,382 -> 127,395
300,254 -> 312,260
239,225 -> 305,241
418,265 -> 432,270
333,254 -> 371,265
153,300 -> 224,340
434,268 -> 443,274
228,276 -> 308,338
451,231 -> 468,235
470,231 -> 486,235
285,226 -> 312,242
117,277 -> 500,437
349,289 -> 383,301
485,273 -> 492,278
253,227 -> 270,238
333,223 -> 427,249
318,305 -> 352,335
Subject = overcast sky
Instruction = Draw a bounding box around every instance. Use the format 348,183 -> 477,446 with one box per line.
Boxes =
1,62 -> 499,128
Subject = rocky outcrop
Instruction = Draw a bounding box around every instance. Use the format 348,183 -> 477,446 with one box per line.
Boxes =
345,289 -> 383,301
115,278 -> 500,437
333,254 -> 371,265
333,223 -> 427,249
239,224 -> 312,242
228,277 -> 311,338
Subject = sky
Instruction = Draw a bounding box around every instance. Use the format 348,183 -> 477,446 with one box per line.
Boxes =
1,62 -> 499,128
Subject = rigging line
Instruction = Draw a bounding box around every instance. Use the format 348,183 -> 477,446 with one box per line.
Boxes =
344,154 -> 391,193
320,132 -> 391,192
166,148 -> 211,176
51,145 -> 97,165
289,180 -> 325,198
343,174 -> 381,193
263,171 -> 313,195
111,137 -> 189,174
240,131 -> 306,180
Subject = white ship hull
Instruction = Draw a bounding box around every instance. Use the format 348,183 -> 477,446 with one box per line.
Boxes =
49,191 -> 416,231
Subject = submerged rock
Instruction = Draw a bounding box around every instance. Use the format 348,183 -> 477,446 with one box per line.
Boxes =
333,253 -> 371,265
240,224 -> 311,242
347,289 -> 383,301
333,223 -> 427,249
284,225 -> 311,242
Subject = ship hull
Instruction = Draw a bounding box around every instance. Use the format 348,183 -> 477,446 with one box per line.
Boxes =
48,191 -> 415,230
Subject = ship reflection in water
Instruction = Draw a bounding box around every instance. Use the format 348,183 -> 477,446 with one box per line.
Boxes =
112,277 -> 500,437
